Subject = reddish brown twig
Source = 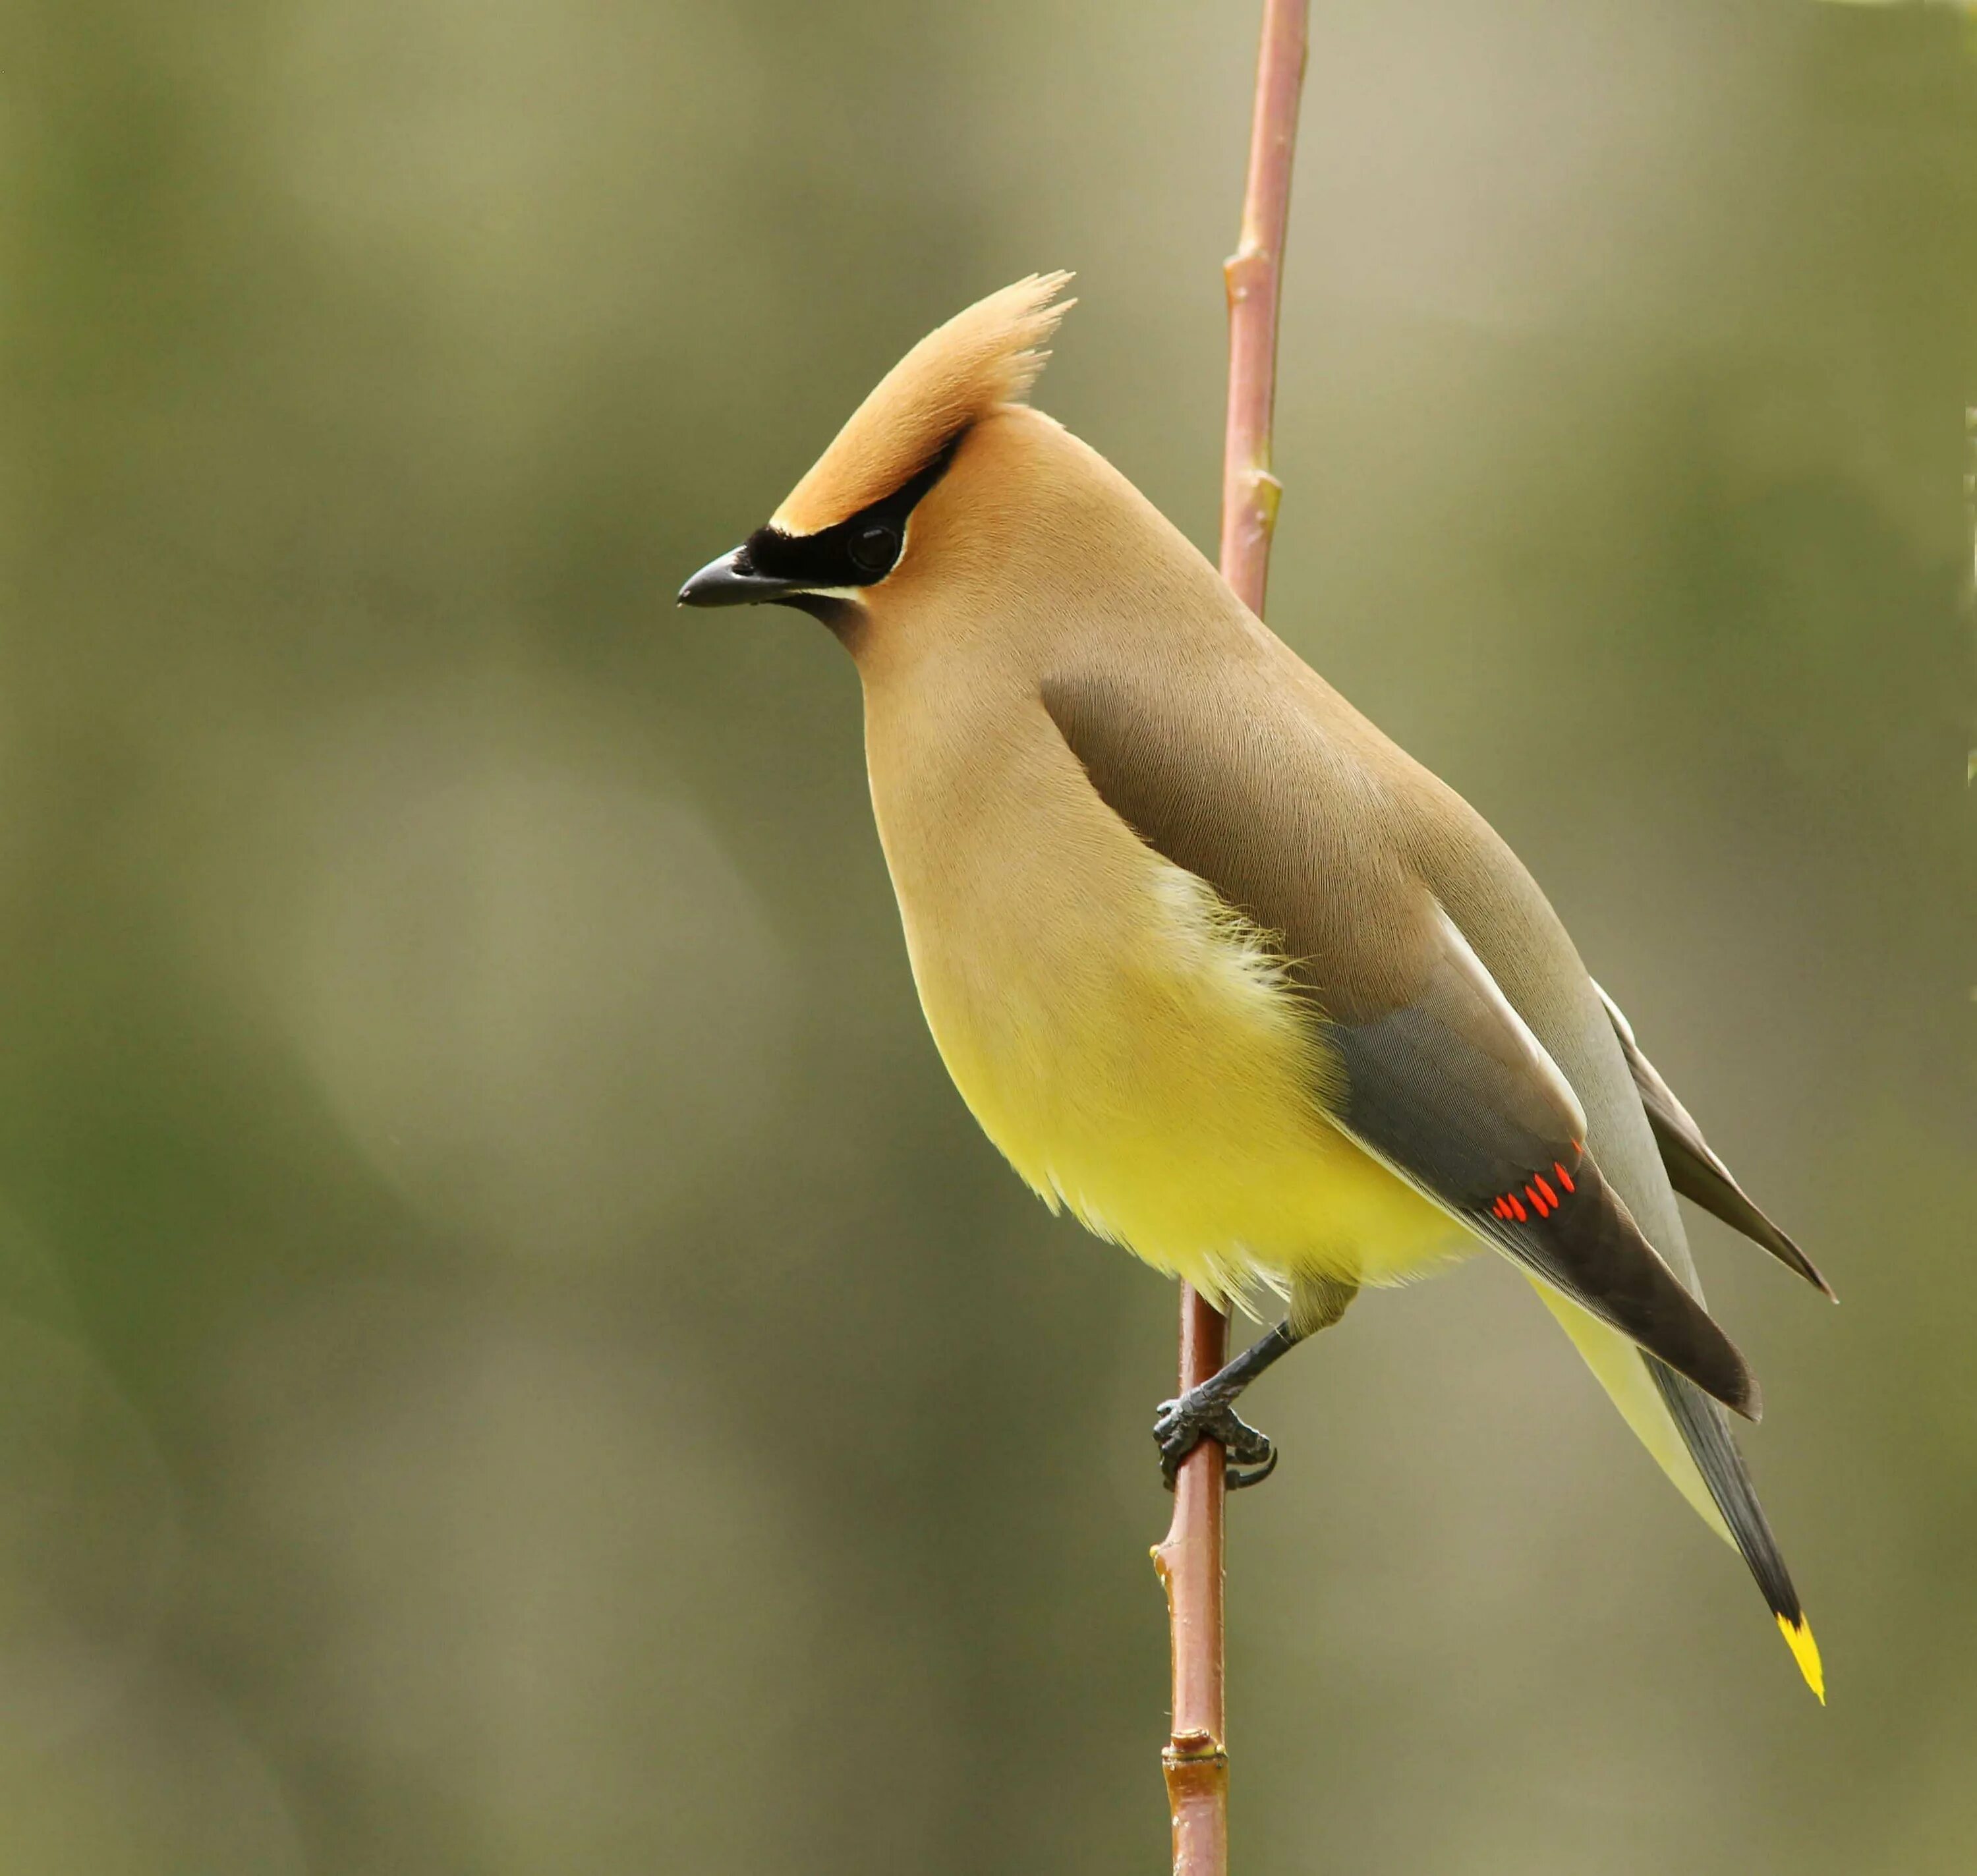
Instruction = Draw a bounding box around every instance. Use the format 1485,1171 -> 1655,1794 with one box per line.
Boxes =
1150,4 -> 1309,1872
1218,0 -> 1308,613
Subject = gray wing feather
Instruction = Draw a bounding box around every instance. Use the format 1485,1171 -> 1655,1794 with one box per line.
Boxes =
1594,984 -> 1833,1299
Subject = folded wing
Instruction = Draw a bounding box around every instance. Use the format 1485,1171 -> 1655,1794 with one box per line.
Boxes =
1325,918 -> 1760,1419
1042,675 -> 1760,1419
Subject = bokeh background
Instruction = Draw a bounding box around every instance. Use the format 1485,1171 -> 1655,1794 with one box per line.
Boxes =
0,0 -> 1970,1869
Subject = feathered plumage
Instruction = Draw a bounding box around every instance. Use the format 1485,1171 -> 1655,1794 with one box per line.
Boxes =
682,277 -> 1827,1699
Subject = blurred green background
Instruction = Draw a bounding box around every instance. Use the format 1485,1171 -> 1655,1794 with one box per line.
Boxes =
0,1 -> 1970,1870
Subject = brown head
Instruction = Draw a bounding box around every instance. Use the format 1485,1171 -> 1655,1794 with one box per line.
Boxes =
677,275 -> 1080,641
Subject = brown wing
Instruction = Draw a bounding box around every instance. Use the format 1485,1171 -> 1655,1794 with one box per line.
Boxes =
1042,672 -> 1760,1419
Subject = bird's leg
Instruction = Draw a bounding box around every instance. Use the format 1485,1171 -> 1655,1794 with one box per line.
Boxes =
1153,1321 -> 1303,1492
1152,1275 -> 1358,1491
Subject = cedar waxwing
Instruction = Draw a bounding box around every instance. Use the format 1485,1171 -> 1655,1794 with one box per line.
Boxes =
681,275 -> 1831,1698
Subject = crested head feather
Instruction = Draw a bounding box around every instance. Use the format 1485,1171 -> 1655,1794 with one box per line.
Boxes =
771,272 -> 1075,537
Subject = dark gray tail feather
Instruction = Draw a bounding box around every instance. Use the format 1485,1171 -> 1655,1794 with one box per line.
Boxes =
1649,1353 -> 1804,1624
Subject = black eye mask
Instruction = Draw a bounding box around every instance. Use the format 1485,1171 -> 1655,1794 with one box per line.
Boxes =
739,432 -> 963,592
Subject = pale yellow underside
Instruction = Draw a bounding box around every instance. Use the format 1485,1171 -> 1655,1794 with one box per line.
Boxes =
908,841 -> 1469,1312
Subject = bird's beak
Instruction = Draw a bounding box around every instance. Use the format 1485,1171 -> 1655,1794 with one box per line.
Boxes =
677,546 -> 806,610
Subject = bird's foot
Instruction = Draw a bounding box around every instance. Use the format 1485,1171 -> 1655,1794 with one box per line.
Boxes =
1153,1390 -> 1278,1492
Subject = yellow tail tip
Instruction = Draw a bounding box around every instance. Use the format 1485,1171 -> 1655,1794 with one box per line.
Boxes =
1777,1613 -> 1825,1703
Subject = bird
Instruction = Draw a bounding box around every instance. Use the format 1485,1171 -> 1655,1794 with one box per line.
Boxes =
679,273 -> 1831,1699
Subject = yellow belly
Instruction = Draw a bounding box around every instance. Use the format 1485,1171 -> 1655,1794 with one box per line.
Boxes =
904,844 -> 1468,1311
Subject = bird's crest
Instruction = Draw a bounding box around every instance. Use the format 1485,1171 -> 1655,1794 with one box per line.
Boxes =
772,272 -> 1075,536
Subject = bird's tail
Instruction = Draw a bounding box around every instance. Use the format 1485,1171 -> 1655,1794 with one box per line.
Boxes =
1529,1282 -> 1823,1702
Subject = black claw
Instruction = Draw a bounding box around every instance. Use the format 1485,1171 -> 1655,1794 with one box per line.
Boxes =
1153,1393 -> 1279,1492
1226,1446 -> 1278,1491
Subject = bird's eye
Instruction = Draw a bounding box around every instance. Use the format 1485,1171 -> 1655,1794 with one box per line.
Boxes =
848,523 -> 900,577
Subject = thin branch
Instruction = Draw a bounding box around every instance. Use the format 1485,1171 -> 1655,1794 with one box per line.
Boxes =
1218,0 -> 1309,615
1151,4 -> 1309,1873
1151,1290 -> 1233,1875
